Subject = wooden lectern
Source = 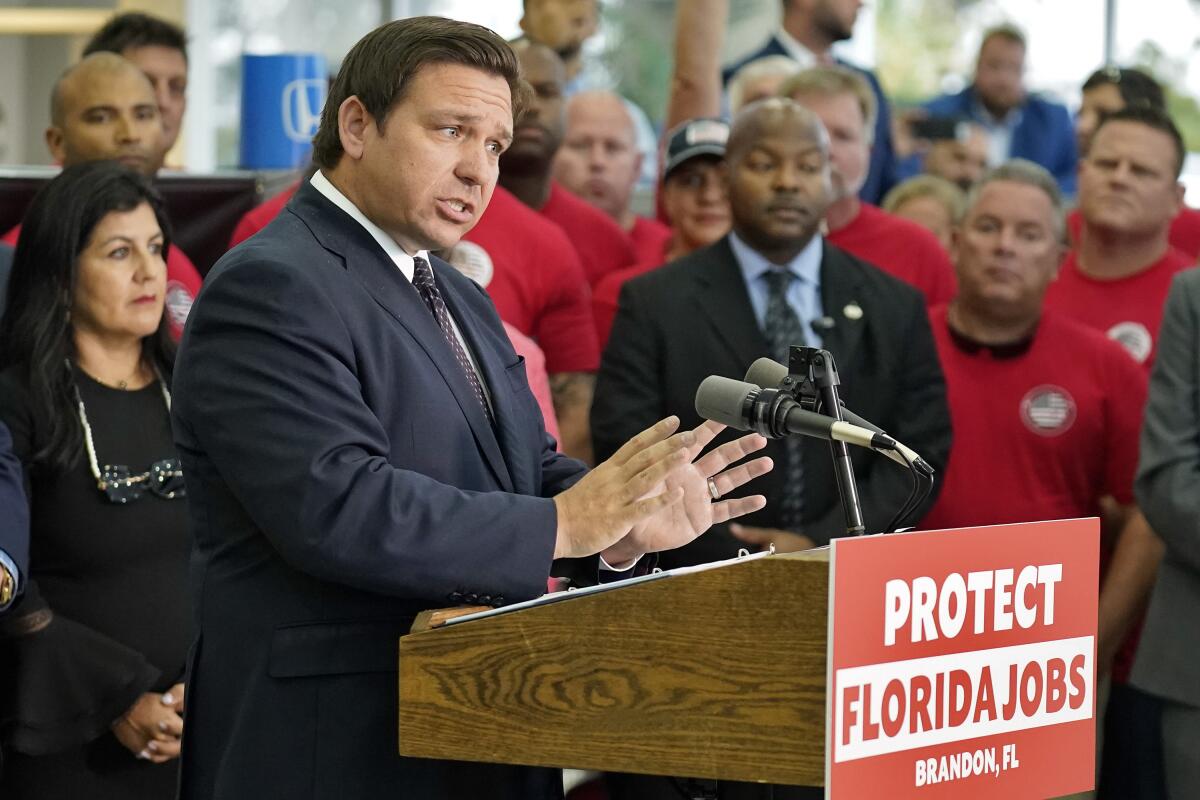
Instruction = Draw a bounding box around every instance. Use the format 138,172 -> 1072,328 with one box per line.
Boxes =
398,550 -> 831,787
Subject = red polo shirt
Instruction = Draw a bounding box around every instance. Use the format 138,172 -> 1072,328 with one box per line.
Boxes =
922,306 -> 1145,531
3,223 -> 200,340
826,203 -> 957,306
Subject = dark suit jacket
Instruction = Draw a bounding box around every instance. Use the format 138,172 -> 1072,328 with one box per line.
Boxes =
0,420 -> 28,609
592,236 -> 950,560
918,86 -> 1078,195
722,36 -> 897,204
172,181 -> 586,799
1134,267 -> 1200,711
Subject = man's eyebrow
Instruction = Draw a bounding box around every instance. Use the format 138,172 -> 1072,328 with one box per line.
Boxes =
80,103 -> 118,115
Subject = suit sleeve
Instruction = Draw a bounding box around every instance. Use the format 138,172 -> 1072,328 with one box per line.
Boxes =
806,295 -> 952,542
591,278 -> 667,462
176,257 -> 560,603
1048,103 -> 1079,196
1136,272 -> 1200,572
0,420 -> 28,597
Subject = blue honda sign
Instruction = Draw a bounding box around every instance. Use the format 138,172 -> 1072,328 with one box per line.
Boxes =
239,53 -> 327,170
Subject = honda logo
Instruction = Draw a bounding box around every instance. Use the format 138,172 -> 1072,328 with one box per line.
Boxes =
281,78 -> 325,143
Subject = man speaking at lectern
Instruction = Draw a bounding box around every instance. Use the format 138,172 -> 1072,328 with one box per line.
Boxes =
171,16 -> 771,800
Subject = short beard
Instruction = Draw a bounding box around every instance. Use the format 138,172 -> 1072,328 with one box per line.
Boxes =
813,10 -> 853,43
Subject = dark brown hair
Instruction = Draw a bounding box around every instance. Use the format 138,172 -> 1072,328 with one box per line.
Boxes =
1094,105 -> 1186,178
311,16 -> 527,169
83,12 -> 188,63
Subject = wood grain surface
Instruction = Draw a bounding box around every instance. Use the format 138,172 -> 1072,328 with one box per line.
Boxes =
398,550 -> 830,786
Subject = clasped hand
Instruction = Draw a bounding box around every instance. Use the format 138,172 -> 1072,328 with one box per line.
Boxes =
553,417 -> 772,565
111,682 -> 185,764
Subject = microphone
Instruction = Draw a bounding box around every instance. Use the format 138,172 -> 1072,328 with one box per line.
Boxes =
743,357 -> 933,475
695,375 -> 897,451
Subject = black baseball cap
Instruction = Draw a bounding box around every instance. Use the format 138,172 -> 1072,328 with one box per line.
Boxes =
663,118 -> 730,180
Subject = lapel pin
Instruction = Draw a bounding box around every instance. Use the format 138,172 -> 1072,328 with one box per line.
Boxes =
843,302 -> 863,321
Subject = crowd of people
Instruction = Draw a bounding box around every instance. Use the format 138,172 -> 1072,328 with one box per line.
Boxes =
0,2 -> 1198,799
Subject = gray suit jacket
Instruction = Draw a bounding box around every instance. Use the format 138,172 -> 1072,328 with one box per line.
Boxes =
1133,266 -> 1200,708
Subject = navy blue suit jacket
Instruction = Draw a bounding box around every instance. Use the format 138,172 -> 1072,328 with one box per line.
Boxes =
0,420 -> 28,609
916,86 -> 1078,194
172,180 -> 585,799
723,35 -> 897,204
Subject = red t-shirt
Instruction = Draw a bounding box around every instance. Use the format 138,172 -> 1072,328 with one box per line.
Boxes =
229,183 -> 296,248
921,306 -> 1147,532
1067,206 -> 1200,261
827,203 -> 958,306
539,182 -> 636,287
448,186 -> 599,374
627,216 -> 672,266
1044,247 -> 1195,371
3,223 -> 200,340
225,183 -> 599,374
591,238 -> 672,349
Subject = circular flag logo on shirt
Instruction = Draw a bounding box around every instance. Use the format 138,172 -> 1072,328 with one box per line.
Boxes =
1019,385 -> 1077,436
165,280 -> 194,330
1106,321 -> 1153,364
443,240 -> 494,288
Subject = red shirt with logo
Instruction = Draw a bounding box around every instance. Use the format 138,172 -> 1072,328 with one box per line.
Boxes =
921,306 -> 1146,532
3,223 -> 200,340
1067,206 -> 1200,261
227,183 -> 599,374
539,182 -> 636,287
1044,247 -> 1195,371
628,216 -> 672,266
827,202 -> 958,306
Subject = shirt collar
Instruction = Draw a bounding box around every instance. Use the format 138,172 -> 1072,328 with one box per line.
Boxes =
310,170 -> 428,281
773,29 -> 821,69
970,92 -> 1024,129
729,230 -> 823,288
945,307 -> 1038,359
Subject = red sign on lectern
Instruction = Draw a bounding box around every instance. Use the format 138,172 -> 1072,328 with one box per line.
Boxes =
825,519 -> 1099,799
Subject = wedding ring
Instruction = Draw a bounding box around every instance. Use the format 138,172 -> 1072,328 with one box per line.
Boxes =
707,476 -> 721,501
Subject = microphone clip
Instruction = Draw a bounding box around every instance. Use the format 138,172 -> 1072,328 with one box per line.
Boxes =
778,346 -> 839,414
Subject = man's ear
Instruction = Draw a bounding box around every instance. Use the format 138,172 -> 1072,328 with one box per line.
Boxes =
45,126 -> 66,164
1172,180 -> 1186,216
337,95 -> 372,161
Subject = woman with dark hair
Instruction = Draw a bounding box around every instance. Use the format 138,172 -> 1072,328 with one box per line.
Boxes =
0,160 -> 189,798
1076,66 -> 1166,156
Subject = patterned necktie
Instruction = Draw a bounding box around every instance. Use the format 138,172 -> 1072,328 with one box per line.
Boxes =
762,269 -> 807,531
411,256 -> 493,423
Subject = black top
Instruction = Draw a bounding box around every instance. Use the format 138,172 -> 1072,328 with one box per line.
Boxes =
0,363 -> 189,765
